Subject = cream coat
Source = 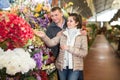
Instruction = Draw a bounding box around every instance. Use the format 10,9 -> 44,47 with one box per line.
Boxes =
42,30 -> 88,71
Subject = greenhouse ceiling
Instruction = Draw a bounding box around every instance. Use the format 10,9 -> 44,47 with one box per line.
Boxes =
62,0 -> 120,22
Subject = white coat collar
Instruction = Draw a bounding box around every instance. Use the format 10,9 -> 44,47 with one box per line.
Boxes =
63,28 -> 81,37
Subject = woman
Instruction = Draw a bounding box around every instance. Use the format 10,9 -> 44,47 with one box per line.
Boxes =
34,13 -> 88,80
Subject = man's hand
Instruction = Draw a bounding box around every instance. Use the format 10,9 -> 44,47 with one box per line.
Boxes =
81,30 -> 87,35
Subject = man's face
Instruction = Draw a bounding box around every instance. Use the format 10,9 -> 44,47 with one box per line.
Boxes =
50,10 -> 63,24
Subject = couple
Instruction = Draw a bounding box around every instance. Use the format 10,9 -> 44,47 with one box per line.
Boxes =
34,7 -> 88,80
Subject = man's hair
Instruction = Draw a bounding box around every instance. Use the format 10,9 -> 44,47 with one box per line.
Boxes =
51,7 -> 62,12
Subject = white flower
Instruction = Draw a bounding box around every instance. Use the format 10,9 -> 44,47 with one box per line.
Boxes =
6,56 -> 21,75
0,48 -> 36,75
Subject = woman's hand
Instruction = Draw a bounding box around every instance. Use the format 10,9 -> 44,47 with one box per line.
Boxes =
60,45 -> 68,50
34,30 -> 46,38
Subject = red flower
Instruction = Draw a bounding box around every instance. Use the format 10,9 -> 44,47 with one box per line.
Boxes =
0,13 -> 33,49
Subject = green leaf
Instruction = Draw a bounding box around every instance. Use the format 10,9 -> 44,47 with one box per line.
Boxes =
24,77 -> 36,80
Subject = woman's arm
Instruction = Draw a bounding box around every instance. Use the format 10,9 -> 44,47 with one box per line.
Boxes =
34,30 -> 60,47
42,35 -> 60,47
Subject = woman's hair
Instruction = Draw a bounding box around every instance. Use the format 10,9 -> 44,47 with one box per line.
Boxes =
69,13 -> 82,29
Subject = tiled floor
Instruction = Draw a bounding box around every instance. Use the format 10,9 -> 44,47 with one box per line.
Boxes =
84,35 -> 120,80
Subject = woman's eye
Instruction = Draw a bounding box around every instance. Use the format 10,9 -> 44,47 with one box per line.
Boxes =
68,20 -> 72,22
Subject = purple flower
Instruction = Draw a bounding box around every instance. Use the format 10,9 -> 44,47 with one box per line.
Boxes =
33,51 -> 43,69
38,17 -> 50,28
29,16 -> 50,28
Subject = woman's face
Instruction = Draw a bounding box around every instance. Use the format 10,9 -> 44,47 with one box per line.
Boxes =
67,16 -> 78,29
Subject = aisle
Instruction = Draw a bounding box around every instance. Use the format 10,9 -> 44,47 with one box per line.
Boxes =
84,35 -> 120,80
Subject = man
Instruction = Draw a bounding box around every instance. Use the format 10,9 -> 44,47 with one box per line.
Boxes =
45,6 -> 67,80
46,7 -> 67,61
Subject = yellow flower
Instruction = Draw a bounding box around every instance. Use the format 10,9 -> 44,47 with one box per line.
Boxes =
32,35 -> 44,47
34,13 -> 39,17
68,2 -> 73,6
35,4 -> 42,12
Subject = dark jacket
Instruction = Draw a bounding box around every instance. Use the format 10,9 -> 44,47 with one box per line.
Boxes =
46,20 -> 67,58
